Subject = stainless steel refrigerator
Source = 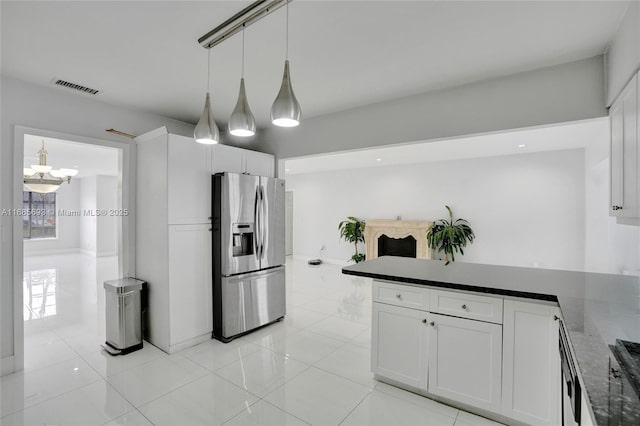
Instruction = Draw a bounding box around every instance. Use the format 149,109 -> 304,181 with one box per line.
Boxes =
212,172 -> 286,342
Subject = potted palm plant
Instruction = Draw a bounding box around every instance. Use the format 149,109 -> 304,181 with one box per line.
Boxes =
426,205 -> 475,265
338,216 -> 366,263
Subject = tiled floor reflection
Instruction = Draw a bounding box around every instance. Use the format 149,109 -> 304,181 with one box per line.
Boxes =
1,255 -> 503,425
23,268 -> 58,320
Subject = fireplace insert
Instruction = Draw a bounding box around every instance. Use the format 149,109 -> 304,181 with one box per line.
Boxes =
377,235 -> 417,258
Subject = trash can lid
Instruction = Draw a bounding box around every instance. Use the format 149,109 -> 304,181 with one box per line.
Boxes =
104,278 -> 147,293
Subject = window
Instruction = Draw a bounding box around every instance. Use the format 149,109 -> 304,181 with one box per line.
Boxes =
23,191 -> 57,239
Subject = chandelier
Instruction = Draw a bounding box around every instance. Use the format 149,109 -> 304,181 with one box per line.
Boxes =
23,141 -> 79,194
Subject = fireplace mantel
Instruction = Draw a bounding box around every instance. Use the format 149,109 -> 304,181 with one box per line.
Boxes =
364,219 -> 433,260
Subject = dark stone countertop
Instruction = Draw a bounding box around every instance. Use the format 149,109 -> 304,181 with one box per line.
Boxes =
342,256 -> 640,426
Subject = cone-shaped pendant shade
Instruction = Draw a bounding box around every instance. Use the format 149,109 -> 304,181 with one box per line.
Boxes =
271,60 -> 301,127
229,78 -> 256,137
194,92 -> 220,144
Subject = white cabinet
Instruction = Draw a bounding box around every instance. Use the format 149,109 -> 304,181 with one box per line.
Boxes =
371,280 -> 502,413
136,128 -> 212,353
211,144 -> 243,174
428,313 -> 502,413
580,389 -> 595,426
371,280 -> 562,424
211,143 -> 274,177
430,290 -> 503,324
373,280 -> 429,310
168,224 -> 212,347
168,134 -> 211,225
371,303 -> 428,389
610,73 -> 638,218
502,300 -> 561,426
245,149 -> 275,177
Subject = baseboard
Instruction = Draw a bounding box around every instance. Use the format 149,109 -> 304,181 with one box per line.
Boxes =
78,249 -> 117,258
1,355 -> 15,376
97,250 -> 118,258
24,248 -> 118,259
23,248 -> 81,257
167,333 -> 211,354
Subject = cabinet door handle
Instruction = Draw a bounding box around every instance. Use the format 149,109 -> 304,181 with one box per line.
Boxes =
429,321 -> 436,327
421,319 -> 427,324
461,304 -> 468,310
396,293 -> 402,299
612,205 -> 623,211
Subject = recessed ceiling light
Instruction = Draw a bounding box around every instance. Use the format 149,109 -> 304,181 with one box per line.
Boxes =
285,168 -> 290,172
73,165 -> 79,168
376,158 -> 382,162
518,144 -> 526,148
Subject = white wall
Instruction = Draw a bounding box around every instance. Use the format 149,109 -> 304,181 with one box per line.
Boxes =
286,149 -> 586,271
1,76 -> 194,368
605,2 -> 640,106
23,182 -> 80,256
584,124 -> 640,275
256,56 -> 606,160
77,175 -> 119,257
96,175 -> 118,257
79,176 -> 97,255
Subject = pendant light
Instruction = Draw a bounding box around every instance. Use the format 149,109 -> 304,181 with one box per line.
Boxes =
194,48 -> 220,144
229,26 -> 256,137
271,0 -> 301,127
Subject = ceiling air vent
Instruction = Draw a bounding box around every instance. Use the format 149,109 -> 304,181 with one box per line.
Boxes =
54,79 -> 100,95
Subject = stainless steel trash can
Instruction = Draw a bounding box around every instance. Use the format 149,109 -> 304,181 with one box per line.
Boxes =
103,278 -> 147,355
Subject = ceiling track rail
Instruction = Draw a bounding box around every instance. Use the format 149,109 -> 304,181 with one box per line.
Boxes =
198,0 -> 291,49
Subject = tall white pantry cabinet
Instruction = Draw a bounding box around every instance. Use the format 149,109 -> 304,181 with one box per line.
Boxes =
135,127 -> 274,353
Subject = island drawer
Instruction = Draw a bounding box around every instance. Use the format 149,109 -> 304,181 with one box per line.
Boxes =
430,290 -> 503,324
373,280 -> 429,310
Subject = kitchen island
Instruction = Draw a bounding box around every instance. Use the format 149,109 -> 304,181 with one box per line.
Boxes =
343,256 -> 640,426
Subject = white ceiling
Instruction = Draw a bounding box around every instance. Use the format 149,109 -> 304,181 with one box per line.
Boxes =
24,134 -> 119,178
1,1 -> 629,129
284,118 -> 609,175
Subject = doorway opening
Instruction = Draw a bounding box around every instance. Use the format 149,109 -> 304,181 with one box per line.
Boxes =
16,129 -> 127,373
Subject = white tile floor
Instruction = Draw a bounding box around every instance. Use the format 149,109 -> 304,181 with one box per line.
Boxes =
0,254 -> 504,426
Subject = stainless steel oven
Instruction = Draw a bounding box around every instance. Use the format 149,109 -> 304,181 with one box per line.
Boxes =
560,321 -> 581,426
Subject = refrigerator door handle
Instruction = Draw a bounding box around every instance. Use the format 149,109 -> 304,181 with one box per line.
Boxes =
253,185 -> 260,261
259,185 -> 266,259
257,184 -> 263,259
